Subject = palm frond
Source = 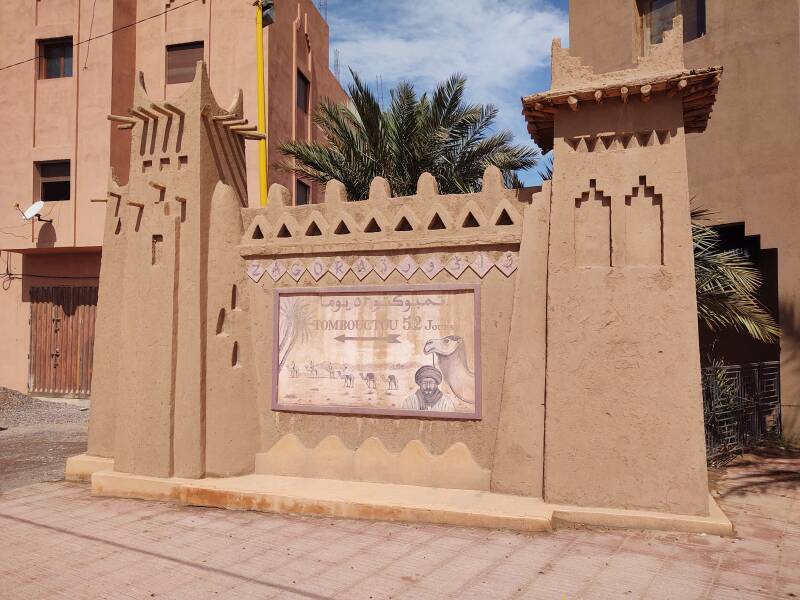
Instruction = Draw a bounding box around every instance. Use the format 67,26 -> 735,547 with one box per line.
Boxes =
280,70 -> 538,198
538,154 -> 554,181
692,207 -> 780,343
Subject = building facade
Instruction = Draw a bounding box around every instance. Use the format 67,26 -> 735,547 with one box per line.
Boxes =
0,0 -> 345,396
567,0 -> 800,441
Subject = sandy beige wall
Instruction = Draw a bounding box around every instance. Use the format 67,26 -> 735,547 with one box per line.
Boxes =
243,187 -> 526,472
81,47 -> 712,513
134,0 -> 346,207
89,65 -> 264,477
568,0 -> 640,72
237,174 -> 545,494
567,0 -> 800,442
0,0 -> 344,393
544,96 -> 709,516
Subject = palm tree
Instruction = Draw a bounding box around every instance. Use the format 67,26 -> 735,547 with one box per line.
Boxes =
279,71 -> 539,200
278,298 -> 312,372
692,208 -> 779,343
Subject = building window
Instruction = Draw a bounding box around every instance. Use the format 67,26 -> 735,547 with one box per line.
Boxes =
640,0 -> 706,47
295,180 -> 310,206
297,71 -> 310,112
38,161 -> 71,202
166,41 -> 204,85
38,38 -> 73,79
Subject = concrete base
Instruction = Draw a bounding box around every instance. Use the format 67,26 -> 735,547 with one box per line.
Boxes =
549,500 -> 732,537
77,463 -> 732,536
65,454 -> 114,482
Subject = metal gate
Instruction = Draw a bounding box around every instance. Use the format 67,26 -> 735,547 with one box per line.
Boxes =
702,361 -> 782,465
29,286 -> 98,397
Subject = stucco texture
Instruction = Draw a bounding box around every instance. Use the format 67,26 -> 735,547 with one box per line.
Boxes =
81,29 -> 716,524
567,0 -> 800,444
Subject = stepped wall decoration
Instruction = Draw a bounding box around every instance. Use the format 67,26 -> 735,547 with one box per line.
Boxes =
68,24 -> 732,535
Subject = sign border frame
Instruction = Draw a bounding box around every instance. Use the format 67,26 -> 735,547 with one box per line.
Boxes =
272,283 -> 482,420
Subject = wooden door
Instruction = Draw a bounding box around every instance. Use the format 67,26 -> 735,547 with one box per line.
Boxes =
29,286 -> 98,397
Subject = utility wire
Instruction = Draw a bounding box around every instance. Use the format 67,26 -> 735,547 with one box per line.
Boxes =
4,273 -> 99,280
0,0 -> 202,73
0,0 -> 201,286
83,0 -> 99,71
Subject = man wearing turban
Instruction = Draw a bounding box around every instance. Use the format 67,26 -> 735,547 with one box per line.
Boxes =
402,365 -> 456,412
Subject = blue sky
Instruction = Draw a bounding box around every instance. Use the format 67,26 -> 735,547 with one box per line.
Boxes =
324,0 -> 570,185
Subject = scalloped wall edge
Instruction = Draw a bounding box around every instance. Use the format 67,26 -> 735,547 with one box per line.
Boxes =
255,434 -> 491,491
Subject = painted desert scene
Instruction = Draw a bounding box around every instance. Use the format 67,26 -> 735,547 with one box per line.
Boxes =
274,288 -> 479,416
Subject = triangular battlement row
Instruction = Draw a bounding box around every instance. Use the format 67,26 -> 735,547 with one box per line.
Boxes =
240,166 -> 530,255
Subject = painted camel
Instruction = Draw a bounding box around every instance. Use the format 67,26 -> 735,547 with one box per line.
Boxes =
360,372 -> 377,389
380,374 -> 399,390
423,336 -> 475,405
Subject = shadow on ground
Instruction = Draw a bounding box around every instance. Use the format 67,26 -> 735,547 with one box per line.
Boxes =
713,446 -> 800,500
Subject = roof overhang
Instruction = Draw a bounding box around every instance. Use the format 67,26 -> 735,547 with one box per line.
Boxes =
521,66 -> 723,153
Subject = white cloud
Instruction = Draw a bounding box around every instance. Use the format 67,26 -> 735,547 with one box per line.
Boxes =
327,0 -> 569,183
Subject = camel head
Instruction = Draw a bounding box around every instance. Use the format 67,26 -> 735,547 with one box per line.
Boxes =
423,335 -> 463,357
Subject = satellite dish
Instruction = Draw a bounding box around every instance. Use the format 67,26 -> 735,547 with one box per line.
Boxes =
23,201 -> 45,220
18,200 -> 52,223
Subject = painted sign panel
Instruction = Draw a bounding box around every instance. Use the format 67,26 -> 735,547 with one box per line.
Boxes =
273,284 -> 481,419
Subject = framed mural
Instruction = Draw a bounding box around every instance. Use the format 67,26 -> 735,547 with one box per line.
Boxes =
272,284 -> 481,419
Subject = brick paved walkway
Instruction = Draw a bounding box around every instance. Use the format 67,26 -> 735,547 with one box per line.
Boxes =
0,453 -> 798,599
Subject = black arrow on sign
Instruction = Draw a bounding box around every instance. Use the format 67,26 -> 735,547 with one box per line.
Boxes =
334,334 -> 401,344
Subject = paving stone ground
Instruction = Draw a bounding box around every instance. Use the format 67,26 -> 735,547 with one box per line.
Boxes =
0,449 -> 798,600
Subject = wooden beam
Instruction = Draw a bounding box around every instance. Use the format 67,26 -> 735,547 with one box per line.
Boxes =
236,131 -> 268,141
107,114 -> 137,124
683,89 -> 716,103
686,81 -> 719,95
150,104 -> 174,119
128,108 -> 149,121
137,106 -> 161,121
684,110 -> 712,121
640,84 -> 652,102
668,78 -> 688,97
533,102 -> 557,114
684,101 -> 716,114
523,109 -> 555,120
567,95 -> 579,111
685,102 -> 714,112
620,86 -> 629,104
211,113 -> 237,122
117,123 -> 134,130
162,102 -> 185,116
594,90 -> 603,104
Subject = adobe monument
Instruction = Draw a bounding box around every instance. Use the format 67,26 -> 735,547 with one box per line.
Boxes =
68,22 -> 731,534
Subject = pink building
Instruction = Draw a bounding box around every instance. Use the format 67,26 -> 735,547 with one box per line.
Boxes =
0,0 -> 346,396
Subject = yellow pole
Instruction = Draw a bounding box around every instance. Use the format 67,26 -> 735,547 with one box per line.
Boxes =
256,1 -> 268,207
